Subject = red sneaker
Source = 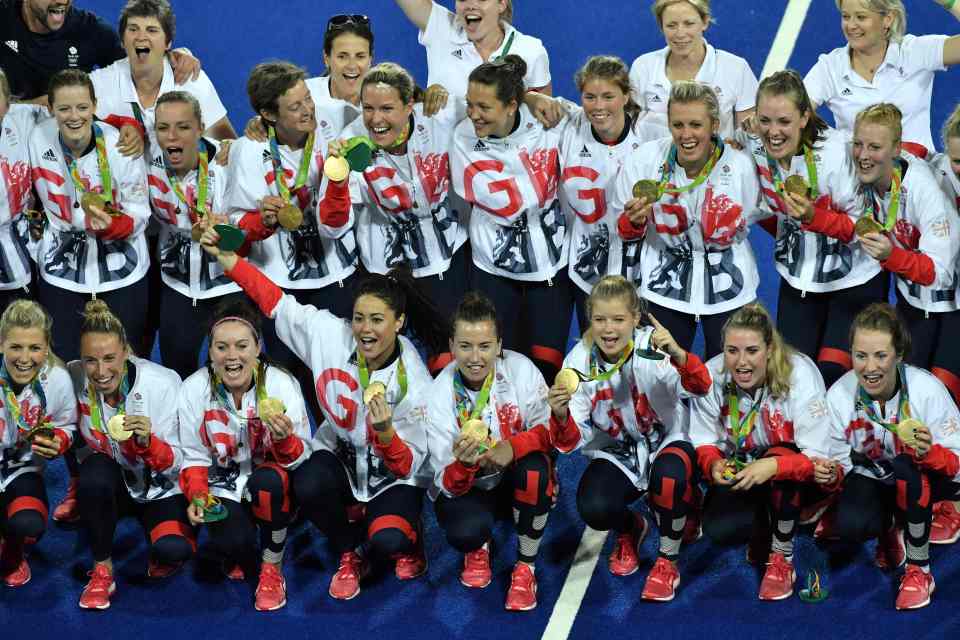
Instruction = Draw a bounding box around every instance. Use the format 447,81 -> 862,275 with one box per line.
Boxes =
394,546 -> 427,581
930,501 -> 960,545
895,565 -> 935,610
608,513 -> 648,577
641,557 -> 681,602
874,526 -> 905,571
79,564 -> 115,610
254,563 -> 287,611
147,559 -> 183,579
329,551 -> 368,600
758,553 -> 795,601
460,543 -> 492,588
2,558 -> 31,588
504,562 -> 537,611
53,478 -> 80,523
223,562 -> 245,581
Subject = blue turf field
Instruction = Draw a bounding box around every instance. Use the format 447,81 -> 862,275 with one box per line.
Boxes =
3,1 -> 959,639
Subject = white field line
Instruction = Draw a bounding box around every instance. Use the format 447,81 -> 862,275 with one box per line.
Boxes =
540,527 -> 609,640
761,0 -> 814,79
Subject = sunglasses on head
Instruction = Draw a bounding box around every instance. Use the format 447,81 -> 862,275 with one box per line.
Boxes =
327,14 -> 370,31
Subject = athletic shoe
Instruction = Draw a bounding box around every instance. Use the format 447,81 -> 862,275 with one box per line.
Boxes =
53,478 -> 80,523
79,564 -> 115,610
874,526 -> 905,571
504,562 -> 537,611
254,563 -> 287,611
329,551 -> 368,600
895,565 -> 935,610
394,546 -> 427,580
608,512 -> 648,576
223,562 -> 245,581
460,543 -> 492,588
758,553 -> 795,601
641,557 -> 680,602
147,559 -> 183,579
2,558 -> 31,588
930,501 -> 960,545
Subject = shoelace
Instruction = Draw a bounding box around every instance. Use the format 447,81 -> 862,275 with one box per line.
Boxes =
613,534 -> 635,561
87,567 -> 112,593
465,549 -> 488,568
934,502 -> 960,523
511,566 -> 533,591
766,556 -> 791,582
900,567 -> 928,592
649,560 -> 674,584
259,567 -> 282,592
337,554 -> 360,577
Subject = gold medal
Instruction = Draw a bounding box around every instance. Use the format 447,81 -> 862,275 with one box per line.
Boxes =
855,217 -> 884,237
783,175 -> 810,197
323,155 -> 350,182
461,418 -> 490,443
721,460 -> 738,481
277,204 -> 303,230
555,368 -> 581,395
259,397 -> 286,421
896,418 -> 922,447
25,423 -> 54,442
632,179 -> 660,203
363,381 -> 387,405
107,414 -> 132,441
81,192 -> 108,216
190,221 -> 204,243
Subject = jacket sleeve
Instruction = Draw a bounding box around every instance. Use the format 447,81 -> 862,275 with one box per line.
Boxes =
100,142 -> 151,240
177,380 -> 213,501
689,372 -> 730,479
266,368 -> 311,469
377,357 -> 431,480
315,171 -> 353,238
425,377 -> 478,498
509,358 -> 552,460
883,178 -> 958,288
130,370 -> 183,481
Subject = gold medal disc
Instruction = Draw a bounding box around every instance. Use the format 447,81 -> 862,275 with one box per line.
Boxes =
721,460 -> 738,481
555,368 -> 581,395
363,381 -> 387,405
277,204 -> 304,230
259,397 -> 286,421
896,418 -> 923,447
323,155 -> 350,182
81,192 -> 108,217
855,217 -> 884,237
632,179 -> 660,203
107,414 -> 132,441
461,418 -> 490,442
783,175 -> 810,197
190,222 -> 204,243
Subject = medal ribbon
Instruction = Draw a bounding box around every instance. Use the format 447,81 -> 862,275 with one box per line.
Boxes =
59,123 -> 114,205
88,362 -> 129,433
267,125 -> 314,205
357,345 -> 408,404
657,137 -> 723,196
0,363 -> 48,436
725,382 -> 766,457
212,360 -> 269,420
862,164 -> 902,233
765,144 -> 820,200
588,340 -> 635,382
453,368 -> 494,425
856,363 -> 911,436
164,146 -> 209,224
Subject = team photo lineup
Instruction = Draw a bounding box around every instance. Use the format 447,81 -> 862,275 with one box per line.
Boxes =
3,0 -> 960,623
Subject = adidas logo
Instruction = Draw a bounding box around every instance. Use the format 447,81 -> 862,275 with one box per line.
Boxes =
452,48 -> 464,59
841,87 -> 852,96
578,145 -> 591,158
42,149 -> 57,162
262,149 -> 272,162
649,95 -> 662,103
474,140 -> 487,152
4,40 -> 17,53
152,156 -> 164,168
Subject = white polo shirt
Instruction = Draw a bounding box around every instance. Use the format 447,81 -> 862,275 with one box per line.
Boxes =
804,34 -> 947,153
418,1 -> 550,101
628,40 -> 758,140
305,75 -> 361,141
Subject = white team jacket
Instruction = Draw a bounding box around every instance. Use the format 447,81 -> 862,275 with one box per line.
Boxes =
451,104 -> 568,282
178,362 -> 311,504
70,356 -> 182,502
610,136 -> 763,316
29,119 -> 151,294
0,362 -> 76,491
344,104 -> 467,279
147,137 -> 240,300
0,104 -> 43,290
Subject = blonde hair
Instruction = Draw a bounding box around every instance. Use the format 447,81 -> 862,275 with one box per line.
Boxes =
502,0 -> 513,23
80,299 -> 128,347
722,303 -> 795,398
0,299 -> 61,368
574,55 -> 642,121
362,62 -> 419,105
835,0 -> 906,43
854,102 -> 902,144
668,80 -> 720,126
582,275 -> 641,346
942,102 -> 960,148
0,68 -> 9,105
653,0 -> 713,26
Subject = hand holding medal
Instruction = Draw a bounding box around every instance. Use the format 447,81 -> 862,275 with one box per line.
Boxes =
29,430 -> 63,459
624,179 -> 658,228
364,384 -> 394,434
188,494 -> 228,524
897,418 -> 932,456
780,175 -> 815,223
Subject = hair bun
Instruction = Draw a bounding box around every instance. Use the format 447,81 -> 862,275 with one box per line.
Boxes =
500,54 -> 528,79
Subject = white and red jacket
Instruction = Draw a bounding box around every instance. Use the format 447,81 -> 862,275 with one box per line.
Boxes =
70,356 -> 182,502
422,350 -> 551,500
805,153 -> 959,313
611,136 -> 763,316
0,104 -> 43,291
743,127 -> 880,293
305,76 -> 360,141
932,152 -> 960,211
224,257 -> 431,501
550,326 -> 711,490
0,362 -> 76,491
451,104 -> 568,282
558,104 -> 659,294
178,362 -> 310,504
344,104 -> 467,279
690,352 -> 832,483
29,119 -> 151,294
147,137 -> 240,300
225,130 -> 355,290
826,365 -> 960,484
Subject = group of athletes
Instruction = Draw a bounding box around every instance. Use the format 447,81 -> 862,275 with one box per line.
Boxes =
1,0 -> 960,616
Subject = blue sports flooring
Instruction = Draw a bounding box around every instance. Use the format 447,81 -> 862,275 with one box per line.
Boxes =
3,1 -> 959,638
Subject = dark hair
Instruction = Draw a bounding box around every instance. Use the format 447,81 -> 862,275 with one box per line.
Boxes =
450,292 -> 501,341
47,69 -> 96,107
80,299 -> 127,347
118,0 -> 176,46
354,266 -> 449,355
574,55 -> 641,123
849,302 -> 911,360
156,90 -> 202,127
468,54 -> 527,107
246,61 -> 307,120
756,69 -> 828,150
0,67 -> 10,103
208,298 -> 263,343
323,18 -> 374,57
